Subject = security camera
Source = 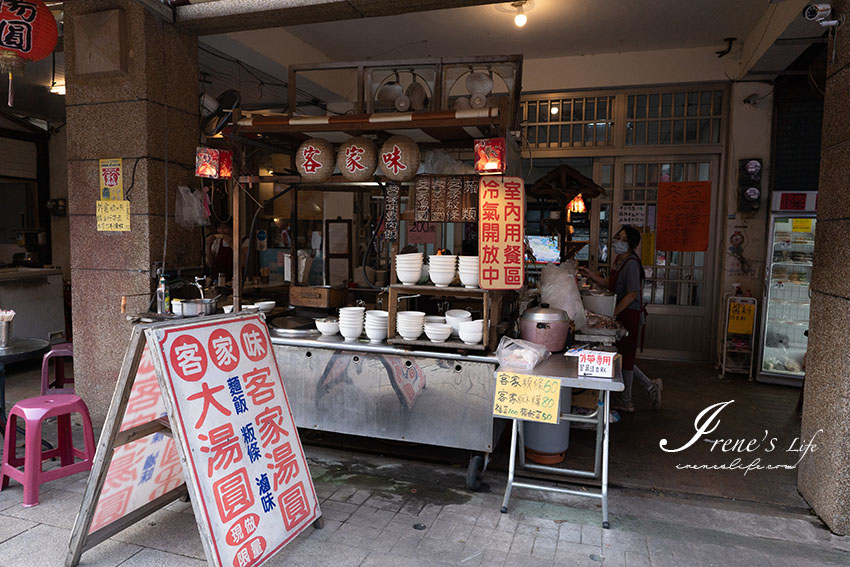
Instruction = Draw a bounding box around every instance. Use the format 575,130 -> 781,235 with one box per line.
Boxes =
743,93 -> 760,106
803,3 -> 832,21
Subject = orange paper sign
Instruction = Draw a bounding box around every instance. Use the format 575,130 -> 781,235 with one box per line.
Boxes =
656,182 -> 711,251
479,176 -> 525,290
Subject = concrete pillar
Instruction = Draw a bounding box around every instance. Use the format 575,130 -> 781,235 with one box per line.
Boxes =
64,0 -> 199,425
798,0 -> 850,535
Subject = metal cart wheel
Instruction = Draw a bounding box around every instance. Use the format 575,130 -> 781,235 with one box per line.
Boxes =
466,453 -> 487,491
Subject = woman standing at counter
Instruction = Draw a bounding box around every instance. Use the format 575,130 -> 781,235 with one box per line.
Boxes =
580,226 -> 661,413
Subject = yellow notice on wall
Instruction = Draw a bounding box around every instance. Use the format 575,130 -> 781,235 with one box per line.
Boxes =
641,231 -> 656,266
96,200 -> 131,231
493,371 -> 561,424
727,300 -> 755,335
99,158 -> 123,200
792,218 -> 813,233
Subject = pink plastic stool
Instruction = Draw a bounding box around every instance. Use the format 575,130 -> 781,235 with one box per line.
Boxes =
41,342 -> 74,395
0,394 -> 95,507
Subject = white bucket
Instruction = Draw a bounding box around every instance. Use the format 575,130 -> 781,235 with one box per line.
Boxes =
581,293 -> 616,317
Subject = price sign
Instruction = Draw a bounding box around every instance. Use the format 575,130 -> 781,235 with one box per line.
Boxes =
493,371 -> 561,424
728,300 -> 755,335
96,200 -> 131,231
618,204 -> 646,228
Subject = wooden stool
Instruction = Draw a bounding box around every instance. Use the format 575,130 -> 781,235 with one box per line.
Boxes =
0,394 -> 95,507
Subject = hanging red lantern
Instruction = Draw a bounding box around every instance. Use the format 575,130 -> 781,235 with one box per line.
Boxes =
0,0 -> 58,106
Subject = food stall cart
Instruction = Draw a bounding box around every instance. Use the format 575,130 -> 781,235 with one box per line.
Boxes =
227,56 -> 525,487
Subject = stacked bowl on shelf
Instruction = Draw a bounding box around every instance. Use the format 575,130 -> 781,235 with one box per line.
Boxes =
395,252 -> 424,285
396,310 -> 425,340
458,319 -> 485,345
458,256 -> 480,288
338,306 -> 365,341
445,309 -> 472,337
424,322 -> 452,343
428,255 -> 457,287
364,310 -> 388,343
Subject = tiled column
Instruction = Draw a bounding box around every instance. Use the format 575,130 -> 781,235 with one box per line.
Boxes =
798,0 -> 850,535
64,0 -> 199,424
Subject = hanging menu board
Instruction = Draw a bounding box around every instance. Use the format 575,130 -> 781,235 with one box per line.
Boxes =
479,176 -> 525,290
447,177 -> 463,222
413,177 -> 431,222
462,177 -> 479,222
656,181 -> 711,251
430,176 -> 447,222
384,183 -> 400,241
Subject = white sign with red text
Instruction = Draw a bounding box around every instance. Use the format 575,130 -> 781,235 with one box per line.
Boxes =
149,315 -> 320,567
566,347 -> 621,379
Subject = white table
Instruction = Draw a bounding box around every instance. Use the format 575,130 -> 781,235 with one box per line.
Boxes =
498,354 -> 624,528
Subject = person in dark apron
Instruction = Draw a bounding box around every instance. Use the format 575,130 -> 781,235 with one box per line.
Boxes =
580,226 -> 661,412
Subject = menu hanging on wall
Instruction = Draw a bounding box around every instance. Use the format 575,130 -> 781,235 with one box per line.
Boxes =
478,176 -> 525,290
447,177 -> 463,222
462,176 -> 479,222
384,183 -> 400,241
413,177 -> 431,222
656,181 -> 711,251
430,176 -> 447,222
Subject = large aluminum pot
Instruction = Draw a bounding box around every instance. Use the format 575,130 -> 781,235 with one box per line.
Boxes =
181,298 -> 217,316
519,303 -> 570,353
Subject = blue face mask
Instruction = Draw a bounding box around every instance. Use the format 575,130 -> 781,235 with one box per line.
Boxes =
612,240 -> 630,255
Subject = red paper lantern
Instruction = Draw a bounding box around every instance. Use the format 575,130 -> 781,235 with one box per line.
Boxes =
195,147 -> 233,179
474,137 -> 506,175
0,0 -> 58,74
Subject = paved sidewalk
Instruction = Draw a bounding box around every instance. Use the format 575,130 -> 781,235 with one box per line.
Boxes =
0,444 -> 847,567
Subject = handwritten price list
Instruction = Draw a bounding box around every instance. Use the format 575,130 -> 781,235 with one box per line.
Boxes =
493,371 -> 561,424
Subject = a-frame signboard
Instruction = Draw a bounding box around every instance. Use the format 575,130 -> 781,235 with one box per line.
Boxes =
66,313 -> 321,567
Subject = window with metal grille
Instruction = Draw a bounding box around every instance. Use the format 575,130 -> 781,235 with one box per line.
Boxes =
625,90 -> 723,146
521,96 -> 615,149
622,160 -> 711,306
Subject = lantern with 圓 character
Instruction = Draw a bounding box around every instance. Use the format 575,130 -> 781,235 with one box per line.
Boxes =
0,0 -> 59,107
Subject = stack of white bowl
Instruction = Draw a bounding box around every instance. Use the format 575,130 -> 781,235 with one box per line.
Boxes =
424,322 -> 452,343
429,255 -> 457,287
364,310 -> 388,343
458,256 -> 480,288
338,306 -> 365,341
395,252 -> 424,285
445,309 -> 472,337
458,319 -> 485,345
424,315 -> 446,325
396,310 -> 425,340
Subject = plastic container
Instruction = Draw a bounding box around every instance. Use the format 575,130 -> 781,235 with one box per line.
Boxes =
156,276 -> 171,314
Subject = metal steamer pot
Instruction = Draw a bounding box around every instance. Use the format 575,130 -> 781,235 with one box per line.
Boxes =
181,298 -> 218,316
519,303 -> 570,353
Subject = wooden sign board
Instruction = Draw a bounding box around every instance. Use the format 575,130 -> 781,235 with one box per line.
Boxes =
67,314 -> 321,567
384,183 -> 400,241
727,299 -> 756,335
413,177 -> 431,222
462,177 -> 478,222
447,177 -> 463,222
493,371 -> 561,424
478,176 -> 525,290
430,176 -> 447,222
656,182 -> 711,251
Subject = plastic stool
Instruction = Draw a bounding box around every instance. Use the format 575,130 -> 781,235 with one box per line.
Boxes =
41,342 -> 74,395
0,394 -> 95,507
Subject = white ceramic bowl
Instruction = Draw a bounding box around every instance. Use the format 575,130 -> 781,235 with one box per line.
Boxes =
458,319 -> 485,344
396,268 -> 422,285
366,310 -> 388,319
315,319 -> 339,336
339,324 -> 363,341
365,325 -> 388,343
397,310 -> 425,319
425,327 -> 452,343
255,300 -> 276,312
339,306 -> 366,314
243,304 -> 260,312
458,269 -> 479,288
424,315 -> 446,324
430,270 -> 455,287
398,328 -> 423,340
445,309 -> 472,334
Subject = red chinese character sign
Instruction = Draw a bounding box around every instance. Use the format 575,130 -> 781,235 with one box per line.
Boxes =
656,181 -> 711,252
379,135 -> 419,182
336,136 -> 377,182
152,315 -> 320,567
0,0 -> 57,106
296,137 -> 334,183
478,176 -> 525,290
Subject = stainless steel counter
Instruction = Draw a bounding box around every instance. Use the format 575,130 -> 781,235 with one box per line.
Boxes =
271,336 -> 499,453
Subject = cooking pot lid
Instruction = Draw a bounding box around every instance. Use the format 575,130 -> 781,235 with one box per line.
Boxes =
269,316 -> 320,338
521,303 -> 569,322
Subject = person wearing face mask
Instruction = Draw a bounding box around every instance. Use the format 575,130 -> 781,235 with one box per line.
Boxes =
579,226 -> 662,413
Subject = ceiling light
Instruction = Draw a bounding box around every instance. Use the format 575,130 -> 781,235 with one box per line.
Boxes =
513,1 -> 527,27
49,83 -> 65,95
551,105 -> 559,115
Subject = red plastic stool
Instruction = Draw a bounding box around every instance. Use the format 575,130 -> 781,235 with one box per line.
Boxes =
0,394 -> 95,507
41,342 -> 74,395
